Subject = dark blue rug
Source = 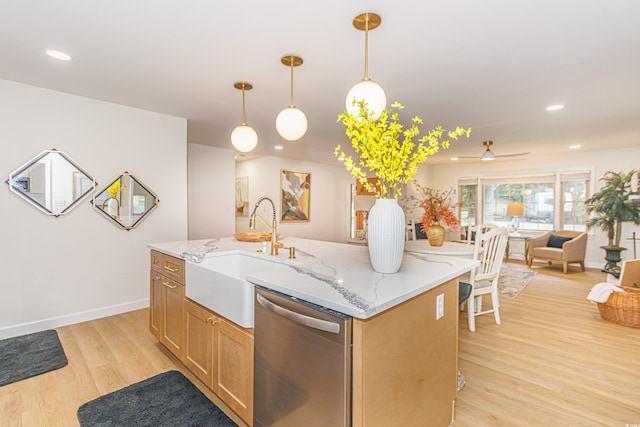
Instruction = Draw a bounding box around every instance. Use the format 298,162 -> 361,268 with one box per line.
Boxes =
0,329 -> 68,387
77,370 -> 237,427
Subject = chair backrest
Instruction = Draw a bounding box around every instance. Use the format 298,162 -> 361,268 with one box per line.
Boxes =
464,223 -> 499,244
472,226 -> 509,282
620,259 -> 640,288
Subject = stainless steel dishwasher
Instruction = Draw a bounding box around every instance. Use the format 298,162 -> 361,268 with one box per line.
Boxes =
254,286 -> 352,427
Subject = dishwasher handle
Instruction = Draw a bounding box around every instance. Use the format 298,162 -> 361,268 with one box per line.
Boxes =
256,293 -> 341,334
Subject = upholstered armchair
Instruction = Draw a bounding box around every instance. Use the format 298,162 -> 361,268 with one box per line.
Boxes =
526,230 -> 587,273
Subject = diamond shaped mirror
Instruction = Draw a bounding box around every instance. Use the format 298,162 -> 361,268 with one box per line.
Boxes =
6,149 -> 96,216
92,172 -> 159,230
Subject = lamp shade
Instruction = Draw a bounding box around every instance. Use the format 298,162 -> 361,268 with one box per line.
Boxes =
231,124 -> 258,152
346,79 -> 386,120
276,106 -> 308,141
506,203 -> 524,217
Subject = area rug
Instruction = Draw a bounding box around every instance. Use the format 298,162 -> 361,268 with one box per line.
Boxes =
0,329 -> 68,387
77,370 -> 237,427
499,263 -> 536,298
459,263 -> 536,299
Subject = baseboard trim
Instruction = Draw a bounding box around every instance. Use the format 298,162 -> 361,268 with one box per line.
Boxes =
0,299 -> 149,340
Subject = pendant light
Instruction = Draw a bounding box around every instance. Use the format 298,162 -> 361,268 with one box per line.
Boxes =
345,12 -> 386,120
230,82 -> 258,152
276,55 -> 308,141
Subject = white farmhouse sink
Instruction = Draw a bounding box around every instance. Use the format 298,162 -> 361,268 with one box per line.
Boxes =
185,251 -> 290,328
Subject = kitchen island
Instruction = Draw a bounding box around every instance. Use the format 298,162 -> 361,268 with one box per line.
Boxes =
149,237 -> 478,426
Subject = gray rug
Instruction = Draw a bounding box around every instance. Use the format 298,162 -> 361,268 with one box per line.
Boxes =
77,370 -> 237,427
0,329 -> 68,387
459,263 -> 536,299
499,263 -> 536,298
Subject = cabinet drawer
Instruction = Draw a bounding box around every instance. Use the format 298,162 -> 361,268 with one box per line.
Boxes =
150,250 -> 185,284
150,250 -> 163,273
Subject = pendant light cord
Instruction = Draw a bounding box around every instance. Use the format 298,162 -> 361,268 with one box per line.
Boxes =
289,62 -> 295,107
241,86 -> 247,125
364,13 -> 370,80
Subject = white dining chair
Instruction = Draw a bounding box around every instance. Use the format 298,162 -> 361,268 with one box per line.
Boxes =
405,219 -> 416,241
462,225 -> 509,331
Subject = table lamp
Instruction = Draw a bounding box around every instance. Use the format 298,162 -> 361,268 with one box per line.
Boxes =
506,202 -> 524,232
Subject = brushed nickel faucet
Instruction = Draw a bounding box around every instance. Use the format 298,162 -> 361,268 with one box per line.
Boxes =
249,196 -> 284,256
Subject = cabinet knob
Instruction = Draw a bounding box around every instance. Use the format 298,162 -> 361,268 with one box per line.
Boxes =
206,317 -> 213,323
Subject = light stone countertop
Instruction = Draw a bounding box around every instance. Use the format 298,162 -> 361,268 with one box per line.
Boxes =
149,236 -> 479,319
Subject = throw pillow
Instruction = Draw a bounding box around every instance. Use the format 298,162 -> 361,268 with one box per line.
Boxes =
547,233 -> 573,248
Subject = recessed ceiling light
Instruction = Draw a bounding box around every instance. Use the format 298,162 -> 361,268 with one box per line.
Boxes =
450,157 -> 459,161
274,145 -> 284,150
546,104 -> 564,111
569,144 -> 581,149
46,50 -> 71,61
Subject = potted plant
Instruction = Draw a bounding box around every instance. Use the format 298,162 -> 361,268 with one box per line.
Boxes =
410,181 -> 459,246
586,170 -> 640,271
335,101 -> 470,273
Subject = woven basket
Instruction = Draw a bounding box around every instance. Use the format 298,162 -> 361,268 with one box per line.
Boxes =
597,286 -> 640,328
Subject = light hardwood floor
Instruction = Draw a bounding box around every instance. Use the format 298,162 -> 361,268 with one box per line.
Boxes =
1,265 -> 639,426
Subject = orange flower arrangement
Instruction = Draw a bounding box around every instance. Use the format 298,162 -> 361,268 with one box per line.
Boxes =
411,182 -> 459,233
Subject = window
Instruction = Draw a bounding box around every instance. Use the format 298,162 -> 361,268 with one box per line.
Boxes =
458,179 -> 477,228
560,172 -> 590,231
458,171 -> 591,232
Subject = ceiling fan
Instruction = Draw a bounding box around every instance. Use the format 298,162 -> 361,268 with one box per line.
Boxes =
458,140 -> 530,161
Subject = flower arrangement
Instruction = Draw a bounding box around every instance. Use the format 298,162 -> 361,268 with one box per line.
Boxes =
335,101 -> 471,199
107,179 -> 125,199
410,181 -> 459,232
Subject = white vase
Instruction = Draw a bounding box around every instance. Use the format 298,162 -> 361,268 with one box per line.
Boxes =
104,197 -> 120,218
367,198 -> 406,274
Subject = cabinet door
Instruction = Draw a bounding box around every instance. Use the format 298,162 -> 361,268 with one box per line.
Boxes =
160,277 -> 184,359
184,299 -> 216,388
149,271 -> 163,339
215,319 -> 254,423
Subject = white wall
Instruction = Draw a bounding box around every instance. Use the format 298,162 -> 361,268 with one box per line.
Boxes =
187,143 -> 235,240
419,147 -> 640,268
0,79 -> 188,339
234,156 -> 352,243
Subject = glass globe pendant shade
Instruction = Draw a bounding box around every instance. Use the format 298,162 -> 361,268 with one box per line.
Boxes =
231,124 -> 258,152
276,106 -> 308,141
346,79 -> 386,120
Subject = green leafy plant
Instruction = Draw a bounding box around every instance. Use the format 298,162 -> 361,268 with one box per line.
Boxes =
335,101 -> 470,199
586,170 -> 640,247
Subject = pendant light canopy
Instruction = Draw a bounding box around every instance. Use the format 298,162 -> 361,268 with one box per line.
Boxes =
231,82 -> 258,153
346,12 -> 386,120
276,55 -> 308,141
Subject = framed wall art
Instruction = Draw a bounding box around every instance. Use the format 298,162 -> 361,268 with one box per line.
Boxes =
280,169 -> 310,222
235,176 -> 249,216
355,177 -> 381,195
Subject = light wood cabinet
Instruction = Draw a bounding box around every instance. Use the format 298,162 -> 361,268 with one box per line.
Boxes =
149,250 -> 185,360
184,298 -> 216,387
183,298 -> 254,425
351,278 -> 458,427
215,318 -> 254,424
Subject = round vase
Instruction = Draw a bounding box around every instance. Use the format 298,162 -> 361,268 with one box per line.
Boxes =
427,222 -> 446,247
367,198 -> 406,274
105,197 -> 120,218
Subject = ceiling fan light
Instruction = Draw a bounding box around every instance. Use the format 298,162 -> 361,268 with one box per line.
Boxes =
276,106 -> 308,141
231,125 -> 258,152
346,80 -> 386,120
481,151 -> 495,161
